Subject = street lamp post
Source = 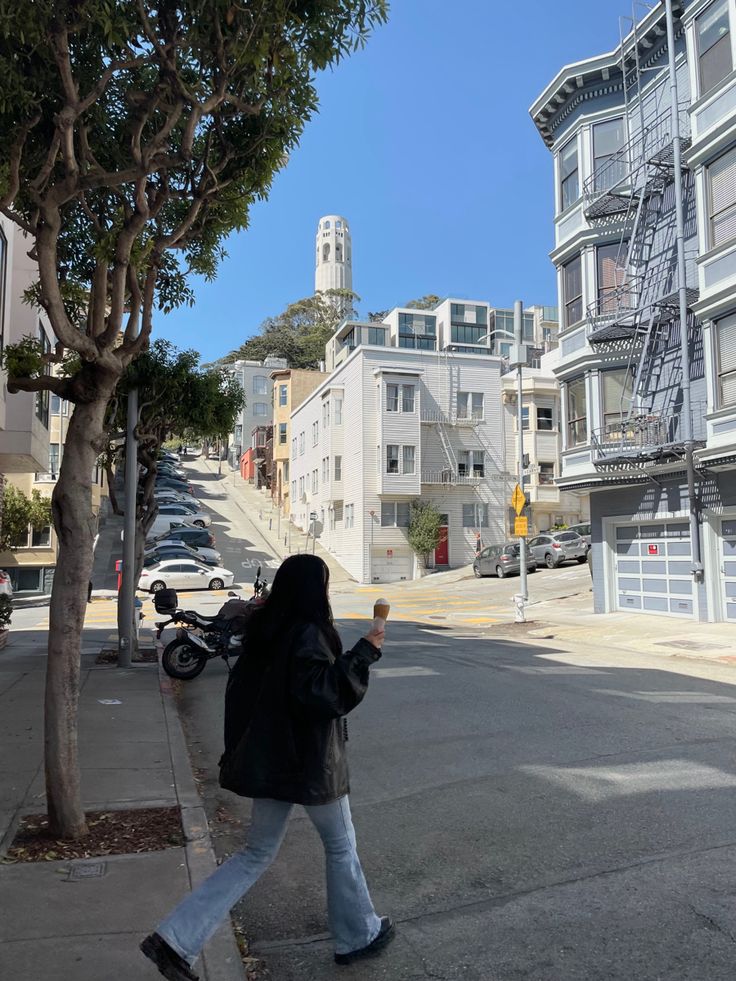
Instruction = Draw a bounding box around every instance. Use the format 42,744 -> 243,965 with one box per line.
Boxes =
513,300 -> 528,618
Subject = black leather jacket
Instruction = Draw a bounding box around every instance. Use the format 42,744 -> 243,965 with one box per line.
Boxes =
219,622 -> 381,805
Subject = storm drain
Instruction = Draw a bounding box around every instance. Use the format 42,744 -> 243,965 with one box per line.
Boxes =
66,861 -> 107,882
655,640 -> 728,652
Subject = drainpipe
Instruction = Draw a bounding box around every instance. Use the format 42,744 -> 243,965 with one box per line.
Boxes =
664,0 -> 703,586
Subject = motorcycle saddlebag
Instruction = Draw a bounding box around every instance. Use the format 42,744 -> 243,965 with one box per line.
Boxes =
153,588 -> 178,614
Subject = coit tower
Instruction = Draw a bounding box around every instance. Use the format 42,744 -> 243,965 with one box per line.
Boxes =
315,215 -> 352,295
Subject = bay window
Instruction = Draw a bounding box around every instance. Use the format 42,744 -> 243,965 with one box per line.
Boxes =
566,377 -> 588,446
562,254 -> 583,328
717,312 -> 736,406
697,0 -> 732,97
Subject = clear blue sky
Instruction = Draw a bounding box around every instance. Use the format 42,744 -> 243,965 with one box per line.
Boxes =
153,0 -> 620,361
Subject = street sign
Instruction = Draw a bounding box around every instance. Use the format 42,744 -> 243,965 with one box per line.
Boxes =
514,516 -> 528,536
511,484 -> 525,515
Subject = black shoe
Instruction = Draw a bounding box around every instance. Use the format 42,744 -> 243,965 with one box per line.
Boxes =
334,917 -> 395,965
140,933 -> 199,981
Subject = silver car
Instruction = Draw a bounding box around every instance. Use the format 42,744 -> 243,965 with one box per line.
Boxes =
567,522 -> 591,550
473,543 -> 537,579
528,531 -> 587,569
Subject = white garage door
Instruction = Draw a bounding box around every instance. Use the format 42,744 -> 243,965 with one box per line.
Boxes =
614,521 -> 694,617
371,550 -> 412,583
721,519 -> 736,622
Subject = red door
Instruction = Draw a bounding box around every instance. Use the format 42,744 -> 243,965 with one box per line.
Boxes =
435,525 -> 449,566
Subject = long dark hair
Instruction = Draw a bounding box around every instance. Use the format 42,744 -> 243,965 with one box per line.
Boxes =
249,554 -> 341,657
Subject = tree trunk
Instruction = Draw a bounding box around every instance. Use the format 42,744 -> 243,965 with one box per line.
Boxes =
45,392 -> 114,839
105,462 -> 123,516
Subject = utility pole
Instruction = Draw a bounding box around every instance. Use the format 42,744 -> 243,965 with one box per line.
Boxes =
664,0 -> 703,586
514,300 -> 528,614
118,387 -> 138,667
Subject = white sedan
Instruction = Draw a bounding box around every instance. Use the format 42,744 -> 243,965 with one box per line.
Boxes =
139,559 -> 234,593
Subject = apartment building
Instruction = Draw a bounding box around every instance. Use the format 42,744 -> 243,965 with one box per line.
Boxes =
270,367 -> 327,515
227,355 -> 288,467
290,336 -> 513,583
530,0 -> 736,622
502,349 -> 589,534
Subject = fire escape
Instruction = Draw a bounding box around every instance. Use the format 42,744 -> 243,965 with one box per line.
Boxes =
583,19 -> 706,475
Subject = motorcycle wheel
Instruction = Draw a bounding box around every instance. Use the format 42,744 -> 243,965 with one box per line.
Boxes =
162,640 -> 208,680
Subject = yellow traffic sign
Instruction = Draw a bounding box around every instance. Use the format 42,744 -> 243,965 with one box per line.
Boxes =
514,516 -> 528,536
511,484 -> 525,515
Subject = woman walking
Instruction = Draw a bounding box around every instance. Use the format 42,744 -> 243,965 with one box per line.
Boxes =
141,554 -> 393,980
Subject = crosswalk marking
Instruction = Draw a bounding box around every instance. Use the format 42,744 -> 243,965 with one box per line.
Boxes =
372,666 -> 439,678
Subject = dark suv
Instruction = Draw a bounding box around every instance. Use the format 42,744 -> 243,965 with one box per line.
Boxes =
152,526 -> 214,549
473,543 -> 538,579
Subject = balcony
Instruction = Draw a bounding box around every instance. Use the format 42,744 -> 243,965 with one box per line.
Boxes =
421,469 -> 481,486
583,107 -> 691,222
420,410 -> 481,427
591,402 -> 707,468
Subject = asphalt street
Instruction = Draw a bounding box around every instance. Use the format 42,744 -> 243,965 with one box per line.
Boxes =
168,461 -> 736,981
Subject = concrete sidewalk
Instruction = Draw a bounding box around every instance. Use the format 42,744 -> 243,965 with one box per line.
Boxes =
0,639 -> 243,981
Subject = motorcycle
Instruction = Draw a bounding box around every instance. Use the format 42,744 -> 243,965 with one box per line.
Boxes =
156,566 -> 269,680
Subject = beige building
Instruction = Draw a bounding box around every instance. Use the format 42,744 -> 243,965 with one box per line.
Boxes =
270,367 -> 326,516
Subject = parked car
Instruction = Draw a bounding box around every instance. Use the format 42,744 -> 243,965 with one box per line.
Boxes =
144,546 -> 220,569
208,449 -> 220,460
139,559 -> 234,593
159,451 -> 180,463
144,540 -> 222,566
143,513 -> 205,539
153,491 -> 200,508
473,543 -> 537,579
150,526 -> 215,549
567,522 -> 591,550
156,477 -> 194,494
0,570 -> 13,597
528,531 -> 587,568
157,503 -> 211,528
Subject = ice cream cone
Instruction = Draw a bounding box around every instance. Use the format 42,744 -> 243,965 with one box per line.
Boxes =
373,598 -> 390,621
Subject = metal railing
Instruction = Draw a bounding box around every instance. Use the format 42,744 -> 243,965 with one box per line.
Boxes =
583,107 -> 691,219
591,401 -> 707,462
420,469 -> 481,486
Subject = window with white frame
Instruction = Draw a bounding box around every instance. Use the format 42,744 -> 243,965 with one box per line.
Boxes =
322,401 -> 330,428
537,406 -> 554,430
322,457 -> 329,482
458,450 -> 484,477
697,0 -> 732,97
386,384 -> 399,412
312,420 -> 319,446
562,254 -> 583,328
539,462 -> 555,485
299,476 -> 305,499
559,136 -> 579,211
566,377 -> 588,446
457,392 -> 484,420
279,423 -> 287,444
381,502 -> 410,527
291,437 -> 297,459
299,431 -> 305,455
402,445 -> 416,474
311,469 -> 318,493
253,375 -> 268,395
597,242 -> 628,314
334,455 -> 342,481
707,145 -> 736,248
334,396 -> 343,425
345,504 -> 354,528
386,444 -> 400,473
401,385 -> 415,412
253,402 -> 268,416
592,117 -> 625,191
716,311 -> 736,406
518,406 -> 530,431
462,503 -> 488,528
601,367 -> 634,426
334,502 -> 343,523
279,384 -> 288,406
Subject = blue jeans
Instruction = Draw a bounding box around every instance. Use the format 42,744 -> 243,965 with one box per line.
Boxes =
156,795 -> 382,963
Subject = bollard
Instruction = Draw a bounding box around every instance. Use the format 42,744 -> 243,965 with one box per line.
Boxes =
513,594 -> 526,623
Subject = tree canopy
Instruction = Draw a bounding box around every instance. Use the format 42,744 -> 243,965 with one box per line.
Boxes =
0,485 -> 53,553
224,288 -> 358,367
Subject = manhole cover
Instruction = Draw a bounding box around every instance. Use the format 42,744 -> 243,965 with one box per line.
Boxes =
428,615 -> 446,620
66,861 -> 107,881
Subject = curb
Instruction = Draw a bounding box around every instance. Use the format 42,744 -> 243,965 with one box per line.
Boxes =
158,661 -> 245,981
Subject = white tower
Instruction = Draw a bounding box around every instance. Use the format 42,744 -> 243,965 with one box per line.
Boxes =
315,215 -> 352,296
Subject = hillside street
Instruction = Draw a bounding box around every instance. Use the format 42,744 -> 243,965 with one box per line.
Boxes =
160,459 -> 736,981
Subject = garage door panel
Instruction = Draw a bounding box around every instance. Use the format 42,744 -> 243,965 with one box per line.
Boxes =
641,560 -> 666,573
614,521 -> 694,618
643,596 -> 668,612
724,561 -> 736,576
723,540 -> 736,556
670,598 -> 693,615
